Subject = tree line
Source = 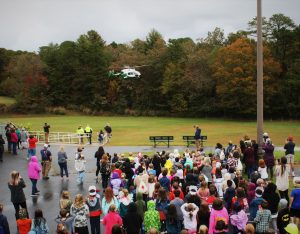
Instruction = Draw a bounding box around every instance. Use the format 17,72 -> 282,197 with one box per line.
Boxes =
0,13 -> 299,118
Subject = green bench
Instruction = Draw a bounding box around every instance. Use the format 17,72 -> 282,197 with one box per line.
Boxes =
182,135 -> 207,147
149,136 -> 174,148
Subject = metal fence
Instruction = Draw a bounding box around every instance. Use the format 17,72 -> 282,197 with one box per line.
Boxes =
28,131 -> 90,144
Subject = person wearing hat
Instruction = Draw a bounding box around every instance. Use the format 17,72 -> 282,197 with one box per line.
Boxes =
284,136 -> 295,177
86,185 -> 101,234
285,223 -> 299,234
40,144 -> 52,180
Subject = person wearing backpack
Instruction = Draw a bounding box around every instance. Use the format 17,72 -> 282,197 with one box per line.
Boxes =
30,209 -> 49,234
100,154 -> 111,189
86,186 -> 102,234
0,203 -> 10,234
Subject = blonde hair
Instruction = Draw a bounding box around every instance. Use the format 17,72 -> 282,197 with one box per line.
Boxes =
245,223 -> 255,234
109,204 -> 116,212
204,157 -> 211,165
199,225 -> 208,234
122,189 -> 129,197
59,146 -> 64,152
9,171 -> 20,186
74,194 -> 84,208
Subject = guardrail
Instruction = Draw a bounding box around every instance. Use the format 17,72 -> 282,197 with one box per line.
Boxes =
28,131 -> 90,144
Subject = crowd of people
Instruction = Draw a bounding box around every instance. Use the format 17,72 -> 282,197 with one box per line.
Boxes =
0,123 -> 299,234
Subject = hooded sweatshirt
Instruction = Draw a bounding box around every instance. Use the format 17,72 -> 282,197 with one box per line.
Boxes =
209,207 -> 229,234
144,200 -> 161,232
102,211 -> 123,234
249,196 -> 264,220
28,156 -> 41,180
110,172 -> 123,196
247,182 -> 256,204
135,192 -> 146,220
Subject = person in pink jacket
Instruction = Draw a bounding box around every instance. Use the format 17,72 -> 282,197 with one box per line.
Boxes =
28,156 -> 41,196
102,204 -> 123,234
209,199 -> 229,234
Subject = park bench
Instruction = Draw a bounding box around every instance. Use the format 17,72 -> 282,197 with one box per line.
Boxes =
182,135 -> 208,147
149,136 -> 174,148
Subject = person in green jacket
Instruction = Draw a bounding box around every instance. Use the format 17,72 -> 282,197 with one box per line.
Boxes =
144,200 -> 160,233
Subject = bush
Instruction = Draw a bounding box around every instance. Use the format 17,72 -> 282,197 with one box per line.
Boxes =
46,106 -> 67,115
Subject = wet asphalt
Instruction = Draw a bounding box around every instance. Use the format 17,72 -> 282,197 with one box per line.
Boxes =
1,143 -> 299,233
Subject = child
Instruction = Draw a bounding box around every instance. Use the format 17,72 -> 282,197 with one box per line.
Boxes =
30,209 -> 49,233
55,209 -> 74,234
209,199 -> 229,234
17,208 -> 31,234
59,191 -> 72,213
75,154 -> 86,184
148,175 -> 155,199
159,168 -> 170,192
258,159 -> 268,180
153,182 -> 161,200
230,202 -> 248,233
181,203 -> 199,233
102,204 -> 123,234
86,185 -> 102,234
144,200 -> 161,233
98,130 -> 104,144
166,204 -> 181,234
249,189 -> 264,221
135,192 -> 146,221
110,172 -> 123,196
148,163 -> 156,176
254,200 -> 272,233
223,180 -> 235,212
198,225 -> 208,234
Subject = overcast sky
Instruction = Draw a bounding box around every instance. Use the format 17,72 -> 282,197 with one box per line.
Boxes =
1,0 -> 299,52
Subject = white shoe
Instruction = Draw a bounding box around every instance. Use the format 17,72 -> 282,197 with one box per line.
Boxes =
292,171 -> 295,177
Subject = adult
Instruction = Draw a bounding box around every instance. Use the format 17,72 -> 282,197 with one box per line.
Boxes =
10,128 -> 18,155
104,123 -> 112,143
86,186 -> 101,234
27,135 -> 38,160
28,156 -> 42,196
275,157 -> 290,204
5,126 -> 11,153
284,136 -> 295,177
151,154 -> 162,178
0,134 -> 5,162
122,158 -> 134,188
243,141 -> 255,179
16,128 -> 21,149
43,123 -> 50,144
76,126 -> 85,144
8,171 -> 27,220
262,138 -> 275,179
84,124 -> 93,145
57,146 -> 69,180
30,209 -> 49,233
20,128 -> 28,149
70,194 -> 89,234
40,144 -> 52,180
94,146 -> 105,183
194,125 -> 201,150
134,167 -> 149,201
289,180 -> 300,226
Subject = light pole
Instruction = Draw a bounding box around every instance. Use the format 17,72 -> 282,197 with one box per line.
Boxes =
257,0 -> 264,155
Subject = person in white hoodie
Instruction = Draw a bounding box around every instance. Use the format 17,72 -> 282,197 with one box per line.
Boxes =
181,203 -> 199,233
75,154 -> 86,184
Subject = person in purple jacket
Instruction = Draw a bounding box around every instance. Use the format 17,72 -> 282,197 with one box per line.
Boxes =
28,156 -> 42,196
262,138 -> 275,179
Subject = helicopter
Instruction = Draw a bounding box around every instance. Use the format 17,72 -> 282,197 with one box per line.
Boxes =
108,65 -> 147,79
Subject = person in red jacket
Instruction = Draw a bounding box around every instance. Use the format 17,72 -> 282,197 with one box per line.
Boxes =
27,135 -> 38,160
16,208 -> 32,234
10,128 -> 19,155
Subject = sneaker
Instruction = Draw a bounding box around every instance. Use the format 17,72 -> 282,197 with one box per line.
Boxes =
30,194 -> 38,197
292,171 -> 295,177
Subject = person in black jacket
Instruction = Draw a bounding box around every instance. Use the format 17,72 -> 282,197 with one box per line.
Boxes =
0,203 -> 10,234
152,154 -> 161,178
262,182 -> 280,232
7,171 -> 27,220
0,134 -> 5,162
94,146 -> 105,183
123,202 -> 143,234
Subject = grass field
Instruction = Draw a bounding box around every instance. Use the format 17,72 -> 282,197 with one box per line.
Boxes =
0,115 -> 299,146
0,96 -> 16,106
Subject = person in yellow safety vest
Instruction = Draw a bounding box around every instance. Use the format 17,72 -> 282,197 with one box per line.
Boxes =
84,125 -> 93,145
77,126 -> 85,144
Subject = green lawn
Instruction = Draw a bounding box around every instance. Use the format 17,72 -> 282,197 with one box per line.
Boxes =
0,115 -> 299,147
0,96 -> 16,106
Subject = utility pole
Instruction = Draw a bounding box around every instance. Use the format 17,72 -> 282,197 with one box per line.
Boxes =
257,0 -> 264,155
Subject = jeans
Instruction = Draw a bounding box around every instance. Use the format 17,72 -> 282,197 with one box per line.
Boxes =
58,162 -> 69,177
28,148 -> 36,158
77,171 -> 85,183
12,142 -> 17,154
30,178 -> 38,194
90,216 -> 100,234
7,141 -> 12,152
247,165 -> 255,179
